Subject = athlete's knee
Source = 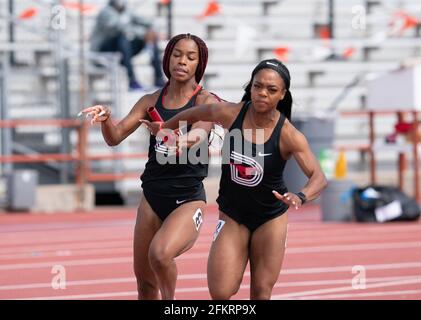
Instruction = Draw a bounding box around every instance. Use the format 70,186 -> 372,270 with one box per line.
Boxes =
208,281 -> 240,300
148,243 -> 173,269
250,282 -> 274,300
209,289 -> 233,300
209,286 -> 238,300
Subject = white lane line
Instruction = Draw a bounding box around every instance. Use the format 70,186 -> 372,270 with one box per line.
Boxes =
2,274 -> 419,292
288,234 -> 421,244
2,238 -> 421,262
187,240 -> 421,259
0,246 -> 132,260
272,277 -> 421,299
288,224 -> 421,233
0,235 -> 132,248
0,240 -> 131,255
7,275 -> 421,300
185,241 -> 421,258
3,256 -> 421,274
292,289 -> 421,300
286,241 -> 421,253
0,257 -> 133,271
0,220 -> 135,233
281,261 -> 421,275
0,278 -> 135,291
273,275 -> 421,288
0,273 -> 211,291
194,235 -> 421,248
200,239 -> 421,253
16,291 -> 139,300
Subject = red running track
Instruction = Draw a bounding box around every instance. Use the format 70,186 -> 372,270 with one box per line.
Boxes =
0,205 -> 421,300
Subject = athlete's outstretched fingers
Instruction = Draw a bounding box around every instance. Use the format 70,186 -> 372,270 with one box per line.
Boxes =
272,191 -> 280,197
78,106 -> 98,117
90,107 -> 101,124
272,190 -> 286,202
78,106 -> 110,125
272,191 -> 299,210
78,105 -> 109,120
78,108 -> 92,117
284,192 -> 301,209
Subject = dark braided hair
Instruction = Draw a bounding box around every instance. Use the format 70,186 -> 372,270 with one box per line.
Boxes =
163,33 -> 209,84
242,59 -> 293,121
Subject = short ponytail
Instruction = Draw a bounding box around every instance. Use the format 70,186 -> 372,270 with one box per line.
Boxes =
277,90 -> 292,121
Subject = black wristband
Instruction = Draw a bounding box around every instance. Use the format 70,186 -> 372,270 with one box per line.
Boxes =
295,192 -> 307,205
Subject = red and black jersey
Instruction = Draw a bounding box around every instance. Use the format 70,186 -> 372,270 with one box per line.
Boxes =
141,84 -> 208,194
217,101 -> 289,231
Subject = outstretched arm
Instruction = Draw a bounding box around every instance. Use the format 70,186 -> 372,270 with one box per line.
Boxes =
79,93 -> 156,146
177,92 -> 222,149
140,101 -> 241,135
165,101 -> 239,130
273,120 -> 327,209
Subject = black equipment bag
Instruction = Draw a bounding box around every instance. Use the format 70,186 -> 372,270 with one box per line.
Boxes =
352,185 -> 420,222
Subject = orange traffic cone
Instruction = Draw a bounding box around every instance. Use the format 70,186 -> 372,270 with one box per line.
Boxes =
334,151 -> 347,179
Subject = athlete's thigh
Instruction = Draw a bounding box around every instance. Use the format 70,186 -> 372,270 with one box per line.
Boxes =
133,195 -> 162,280
249,213 -> 288,287
151,200 -> 206,258
207,212 -> 250,292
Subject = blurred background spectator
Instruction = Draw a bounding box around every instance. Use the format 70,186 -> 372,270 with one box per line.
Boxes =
90,0 -> 165,90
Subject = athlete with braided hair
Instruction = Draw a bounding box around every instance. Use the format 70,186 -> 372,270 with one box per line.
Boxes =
80,34 -> 221,300
142,59 -> 327,300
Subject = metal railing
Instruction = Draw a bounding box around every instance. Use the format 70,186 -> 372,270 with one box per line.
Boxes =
338,110 -> 420,202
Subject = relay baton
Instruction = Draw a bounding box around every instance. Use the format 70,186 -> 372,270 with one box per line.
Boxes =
146,106 -> 177,148
147,106 -> 164,122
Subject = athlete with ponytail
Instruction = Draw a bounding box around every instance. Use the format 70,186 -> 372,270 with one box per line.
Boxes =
141,59 -> 327,300
80,34 -> 221,300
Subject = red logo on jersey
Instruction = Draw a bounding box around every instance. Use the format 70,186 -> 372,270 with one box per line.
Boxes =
230,151 -> 263,187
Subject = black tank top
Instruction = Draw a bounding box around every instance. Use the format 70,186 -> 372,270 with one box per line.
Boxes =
141,85 -> 208,191
217,101 -> 289,215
